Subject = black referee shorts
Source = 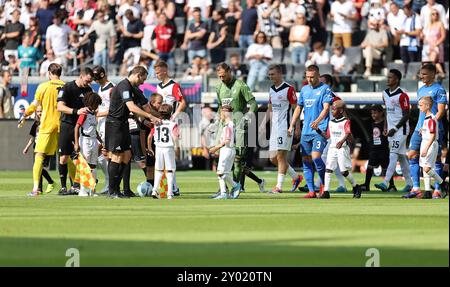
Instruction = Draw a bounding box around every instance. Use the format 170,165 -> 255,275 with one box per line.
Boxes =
368,150 -> 390,169
105,120 -> 131,153
58,121 -> 75,156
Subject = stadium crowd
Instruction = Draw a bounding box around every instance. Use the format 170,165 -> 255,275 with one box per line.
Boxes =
0,0 -> 448,91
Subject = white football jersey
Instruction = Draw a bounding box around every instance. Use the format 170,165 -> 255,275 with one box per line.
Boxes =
153,119 -> 177,148
220,121 -> 235,148
382,87 -> 410,134
77,111 -> 97,137
327,117 -> 351,148
420,114 -> 438,143
269,82 -> 297,132
157,79 -> 184,113
97,81 -> 114,113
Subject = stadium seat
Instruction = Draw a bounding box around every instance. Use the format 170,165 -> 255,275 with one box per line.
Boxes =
225,47 -> 245,62
284,64 -> 295,79
272,49 -> 283,64
356,79 -> 375,92
283,50 -> 293,65
401,79 -> 419,92
174,49 -> 186,65
343,46 -> 362,74
387,62 -> 405,75
405,62 -> 421,79
317,64 -> 332,75
293,65 -> 306,80
257,80 -> 273,92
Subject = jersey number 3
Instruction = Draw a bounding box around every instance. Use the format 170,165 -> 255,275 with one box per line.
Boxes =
156,127 -> 170,143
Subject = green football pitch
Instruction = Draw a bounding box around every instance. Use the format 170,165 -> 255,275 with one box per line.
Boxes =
0,170 -> 448,267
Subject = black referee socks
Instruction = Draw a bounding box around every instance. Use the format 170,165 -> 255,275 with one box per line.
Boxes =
58,163 -> 68,189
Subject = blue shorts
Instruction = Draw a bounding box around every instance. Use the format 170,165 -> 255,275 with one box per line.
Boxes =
300,134 -> 327,157
409,129 -> 443,155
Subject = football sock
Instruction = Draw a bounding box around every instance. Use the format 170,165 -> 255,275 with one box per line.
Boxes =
33,153 -> 45,191
153,170 -> 164,193
233,161 -> 243,183
240,171 -> 246,189
287,165 -> 297,180
384,153 -> 398,185
312,157 -> 326,185
224,173 -> 236,187
58,163 -> 68,190
166,172 -> 174,196
42,169 -> 54,184
334,168 -> 346,188
398,154 -> 413,186
434,161 -> 443,190
424,172 -> 431,191
324,172 -> 332,192
246,170 -> 262,184
409,157 -> 420,189
365,166 -> 373,190
98,155 -> 109,187
344,172 -> 357,187
122,162 -> 131,191
67,158 -> 76,183
142,167 -> 147,177
303,160 -> 315,192
426,168 -> 443,185
389,178 -> 395,188
276,173 -> 285,190
218,175 -> 227,194
108,161 -> 121,194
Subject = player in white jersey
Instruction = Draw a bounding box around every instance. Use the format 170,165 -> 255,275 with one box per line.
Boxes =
374,69 -> 413,193
74,92 -> 103,196
313,100 -> 361,199
266,65 -> 303,193
92,66 -> 115,194
208,105 -> 242,199
416,96 -> 448,199
154,60 -> 187,195
148,104 -> 179,199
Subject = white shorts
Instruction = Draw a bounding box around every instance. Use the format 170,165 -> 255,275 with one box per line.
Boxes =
217,147 -> 235,174
269,130 -> 293,151
326,146 -> 352,172
388,130 -> 408,154
80,136 -> 99,166
155,146 -> 176,171
124,47 -> 141,67
419,141 -> 438,168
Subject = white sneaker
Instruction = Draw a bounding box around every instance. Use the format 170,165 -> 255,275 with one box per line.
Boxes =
78,190 -> 89,197
258,179 -> 266,193
151,190 -> 160,199
167,194 -> 174,199
364,69 -> 372,77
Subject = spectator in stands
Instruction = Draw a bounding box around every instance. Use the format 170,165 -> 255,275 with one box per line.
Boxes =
181,7 -> 208,63
0,70 -> 13,119
397,3 -> 421,76
152,13 -> 176,70
386,2 -> 406,51
288,12 -> 310,66
420,0 -> 447,30
39,49 -> 61,77
306,41 -> 330,66
18,34 -> 41,76
235,0 -> 258,49
20,0 -> 36,30
156,0 -> 177,22
186,0 -> 212,20
4,0 -> 20,22
184,55 -> 203,80
257,0 -> 283,49
330,0 -> 358,48
303,0 -> 328,47
207,9 -> 227,64
421,8 -> 446,79
330,45 -> 346,74
7,54 -> 19,75
120,9 -> 144,75
46,10 -> 72,71
25,18 -> 42,50
143,0 -> 158,26
117,0 -> 142,32
200,57 -> 213,76
229,53 -> 248,81
66,31 -> 85,67
245,31 -> 273,91
368,0 -> 385,26
279,0 -> 297,36
224,0 -> 241,47
361,20 -> 388,77
0,51 -> 10,72
1,9 -> 25,59
69,0 -> 95,37
82,9 -> 116,69
36,0 -> 56,46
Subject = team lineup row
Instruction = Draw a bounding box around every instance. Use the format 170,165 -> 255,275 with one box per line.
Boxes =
18,60 -> 448,199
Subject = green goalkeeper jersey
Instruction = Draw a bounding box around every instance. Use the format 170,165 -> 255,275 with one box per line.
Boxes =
216,78 -> 258,147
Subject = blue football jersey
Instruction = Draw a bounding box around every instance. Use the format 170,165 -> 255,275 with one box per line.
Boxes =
298,82 -> 333,137
416,82 -> 448,131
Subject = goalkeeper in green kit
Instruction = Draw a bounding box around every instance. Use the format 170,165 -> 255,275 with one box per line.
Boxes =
212,62 -> 265,198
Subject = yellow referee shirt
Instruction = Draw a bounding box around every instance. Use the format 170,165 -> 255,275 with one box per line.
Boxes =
35,79 -> 65,133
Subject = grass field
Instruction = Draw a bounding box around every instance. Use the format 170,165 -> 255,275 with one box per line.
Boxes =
0,170 -> 448,267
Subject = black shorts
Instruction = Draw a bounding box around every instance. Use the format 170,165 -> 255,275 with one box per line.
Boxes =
368,150 -> 389,169
105,120 -> 131,153
130,133 -> 146,162
58,121 -> 75,156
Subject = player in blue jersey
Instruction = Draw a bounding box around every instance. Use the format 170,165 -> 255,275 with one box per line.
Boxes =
288,65 -> 333,198
404,63 -> 448,198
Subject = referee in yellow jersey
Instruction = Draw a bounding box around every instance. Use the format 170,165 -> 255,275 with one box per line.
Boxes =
18,64 -> 65,196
